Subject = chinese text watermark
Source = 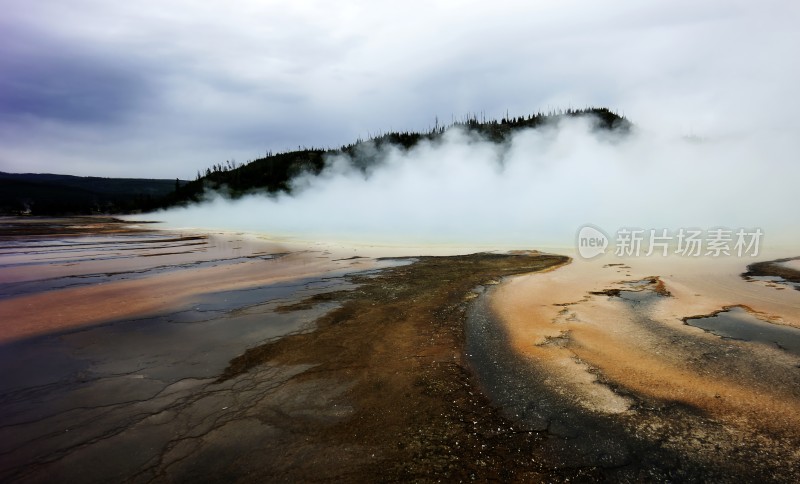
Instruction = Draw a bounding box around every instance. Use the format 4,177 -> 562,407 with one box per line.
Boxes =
576,225 -> 763,259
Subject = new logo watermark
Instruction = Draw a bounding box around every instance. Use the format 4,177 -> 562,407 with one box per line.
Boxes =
576,225 -> 763,259
576,225 -> 609,259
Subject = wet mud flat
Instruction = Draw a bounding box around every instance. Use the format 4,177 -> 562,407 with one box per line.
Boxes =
2,217 -> 585,482
6,217 -> 796,481
0,217 -> 387,482
213,251 -> 571,481
485,259 -> 800,482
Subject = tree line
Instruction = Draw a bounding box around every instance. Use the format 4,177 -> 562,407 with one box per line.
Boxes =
161,107 -> 629,209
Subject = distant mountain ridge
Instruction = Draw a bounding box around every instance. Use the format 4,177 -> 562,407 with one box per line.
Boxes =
0,172 -> 182,215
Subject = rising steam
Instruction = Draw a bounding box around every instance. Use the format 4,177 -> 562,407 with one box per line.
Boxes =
149,115 -> 799,250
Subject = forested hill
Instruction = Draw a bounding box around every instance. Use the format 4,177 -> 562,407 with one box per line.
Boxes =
162,107 -> 629,208
0,108 -> 628,215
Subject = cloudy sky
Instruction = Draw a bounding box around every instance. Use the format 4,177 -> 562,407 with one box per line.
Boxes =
0,0 -> 798,179
0,0 -> 800,178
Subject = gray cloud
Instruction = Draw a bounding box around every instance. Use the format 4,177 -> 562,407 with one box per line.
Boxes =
0,0 -> 798,179
0,35 -> 152,124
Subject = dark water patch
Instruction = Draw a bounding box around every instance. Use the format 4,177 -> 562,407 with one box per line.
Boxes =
0,240 -> 213,268
0,253 -> 287,297
684,306 -> 800,356
0,234 -> 206,252
0,240 -> 206,258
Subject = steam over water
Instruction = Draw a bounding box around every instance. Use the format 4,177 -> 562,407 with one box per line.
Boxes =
151,117 -> 799,249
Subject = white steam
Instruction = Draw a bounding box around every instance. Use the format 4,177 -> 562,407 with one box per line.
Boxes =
152,116 -> 799,249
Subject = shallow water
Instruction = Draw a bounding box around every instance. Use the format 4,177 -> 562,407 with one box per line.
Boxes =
685,306 -> 800,356
0,220 -> 391,482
